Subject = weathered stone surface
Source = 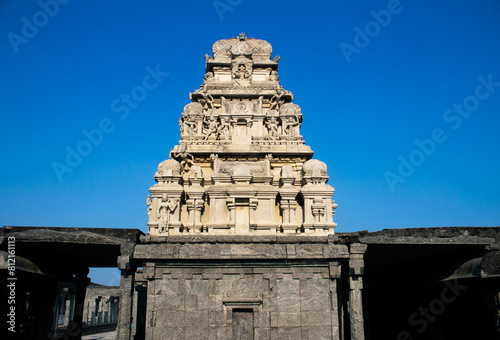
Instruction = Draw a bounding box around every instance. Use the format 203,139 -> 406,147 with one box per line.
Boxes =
142,265 -> 340,339
301,326 -> 333,339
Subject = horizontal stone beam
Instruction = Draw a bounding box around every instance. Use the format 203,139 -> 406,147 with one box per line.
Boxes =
133,243 -> 349,260
359,235 -> 495,245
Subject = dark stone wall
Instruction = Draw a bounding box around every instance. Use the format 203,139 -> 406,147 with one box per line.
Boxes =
144,264 -> 340,339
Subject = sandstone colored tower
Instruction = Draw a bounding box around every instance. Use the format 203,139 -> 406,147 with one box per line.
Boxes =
147,33 -> 337,235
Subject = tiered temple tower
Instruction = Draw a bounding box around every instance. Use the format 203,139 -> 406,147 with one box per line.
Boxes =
147,33 -> 337,236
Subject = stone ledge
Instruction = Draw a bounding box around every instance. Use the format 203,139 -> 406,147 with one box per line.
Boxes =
144,234 -> 331,244
133,243 -> 349,260
359,235 -> 495,245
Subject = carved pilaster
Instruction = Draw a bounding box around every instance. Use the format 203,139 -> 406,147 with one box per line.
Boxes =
348,243 -> 367,340
185,165 -> 205,233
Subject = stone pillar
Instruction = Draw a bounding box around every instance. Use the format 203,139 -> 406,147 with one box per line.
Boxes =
329,261 -> 342,338
105,298 -> 110,324
348,243 -> 367,340
66,267 -> 89,340
89,299 -> 96,326
64,295 -> 71,326
131,288 -> 139,338
82,300 -> 88,327
142,263 -> 156,340
116,269 -> 134,340
116,254 -> 135,340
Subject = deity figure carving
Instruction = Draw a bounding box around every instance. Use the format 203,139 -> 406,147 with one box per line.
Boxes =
203,72 -> 215,83
197,87 -> 214,109
178,117 -> 184,134
232,63 -> 252,80
146,195 -> 153,220
179,115 -> 198,135
265,115 -> 279,140
158,193 -> 179,231
171,145 -> 195,173
270,87 -> 286,110
203,114 -> 218,139
221,96 -> 229,114
210,153 -> 220,174
218,117 -> 231,140
284,115 -> 300,138
268,69 -> 279,81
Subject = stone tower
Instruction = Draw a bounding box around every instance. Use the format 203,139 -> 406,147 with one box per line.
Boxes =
147,33 -> 337,236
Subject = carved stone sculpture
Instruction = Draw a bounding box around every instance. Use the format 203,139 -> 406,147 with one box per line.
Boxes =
203,114 -> 218,140
268,69 -> 279,81
171,145 -> 195,173
232,62 -> 252,80
265,115 -> 279,140
158,193 -> 179,232
146,195 -> 153,220
203,72 -> 215,83
218,117 -> 231,140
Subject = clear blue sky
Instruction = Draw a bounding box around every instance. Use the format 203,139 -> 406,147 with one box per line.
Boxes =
1,0 -> 499,284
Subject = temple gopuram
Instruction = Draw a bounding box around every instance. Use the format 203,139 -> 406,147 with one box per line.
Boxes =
146,32 -> 337,237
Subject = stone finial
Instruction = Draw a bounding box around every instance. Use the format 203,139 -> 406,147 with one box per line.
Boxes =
303,159 -> 328,177
182,102 -> 203,116
279,102 -> 301,116
157,159 -> 181,176
212,35 -> 272,61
